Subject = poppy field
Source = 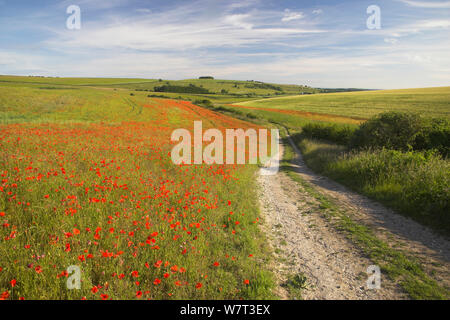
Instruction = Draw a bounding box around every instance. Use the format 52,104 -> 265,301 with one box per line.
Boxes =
0,82 -> 275,300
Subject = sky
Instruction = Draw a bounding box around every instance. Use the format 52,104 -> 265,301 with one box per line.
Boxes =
0,0 -> 449,89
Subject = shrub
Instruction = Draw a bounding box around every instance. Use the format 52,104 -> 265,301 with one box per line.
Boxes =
154,85 -> 210,94
194,99 -> 214,108
350,112 -> 423,151
350,112 -> 449,157
414,117 -> 450,157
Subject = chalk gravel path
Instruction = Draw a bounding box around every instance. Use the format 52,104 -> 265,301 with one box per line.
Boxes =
257,137 -> 450,300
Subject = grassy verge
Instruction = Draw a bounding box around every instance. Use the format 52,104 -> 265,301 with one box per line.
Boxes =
281,136 -> 449,300
292,136 -> 450,235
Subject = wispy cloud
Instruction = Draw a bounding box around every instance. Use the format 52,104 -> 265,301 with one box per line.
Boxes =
224,14 -> 254,30
399,0 -> 450,8
281,9 -> 304,22
384,38 -> 399,44
415,19 -> 450,28
44,2 -> 325,52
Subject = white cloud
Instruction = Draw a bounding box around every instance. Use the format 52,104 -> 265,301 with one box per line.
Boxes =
416,20 -> 450,28
228,0 -> 259,10
44,3 -> 326,52
384,38 -> 399,44
224,14 -> 254,30
407,54 -> 429,63
399,0 -> 450,8
0,51 -> 48,74
312,9 -> 323,15
282,9 -> 304,22
58,0 -> 130,11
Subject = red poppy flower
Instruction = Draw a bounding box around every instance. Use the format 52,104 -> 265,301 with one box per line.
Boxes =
243,279 -> 250,285
195,282 -> 203,289
10,279 -> 16,288
0,291 -> 9,300
153,278 -> 161,285
136,291 -> 143,299
154,260 -> 162,268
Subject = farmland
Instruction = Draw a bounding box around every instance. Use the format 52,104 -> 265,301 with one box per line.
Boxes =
0,77 -> 275,300
1,76 -> 449,301
237,87 -> 450,120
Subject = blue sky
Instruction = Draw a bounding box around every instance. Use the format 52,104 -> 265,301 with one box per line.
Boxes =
0,0 -> 449,88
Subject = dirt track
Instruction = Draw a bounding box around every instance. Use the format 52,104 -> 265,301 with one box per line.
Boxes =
258,137 -> 450,300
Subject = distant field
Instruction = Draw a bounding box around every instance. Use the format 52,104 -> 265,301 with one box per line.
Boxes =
237,87 -> 450,120
0,75 -> 317,97
0,75 -> 152,86
101,78 -> 316,96
0,75 -> 322,106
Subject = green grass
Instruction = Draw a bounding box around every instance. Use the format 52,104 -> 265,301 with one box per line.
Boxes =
238,87 -> 450,120
281,273 -> 308,300
0,75 -> 152,86
0,85 -> 161,124
292,136 -> 450,235
281,136 -> 450,300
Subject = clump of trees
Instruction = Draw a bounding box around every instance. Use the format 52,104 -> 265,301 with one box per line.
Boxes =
154,84 -> 211,94
351,112 -> 449,157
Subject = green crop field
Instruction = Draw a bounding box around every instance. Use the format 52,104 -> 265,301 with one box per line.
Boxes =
237,87 -> 450,120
